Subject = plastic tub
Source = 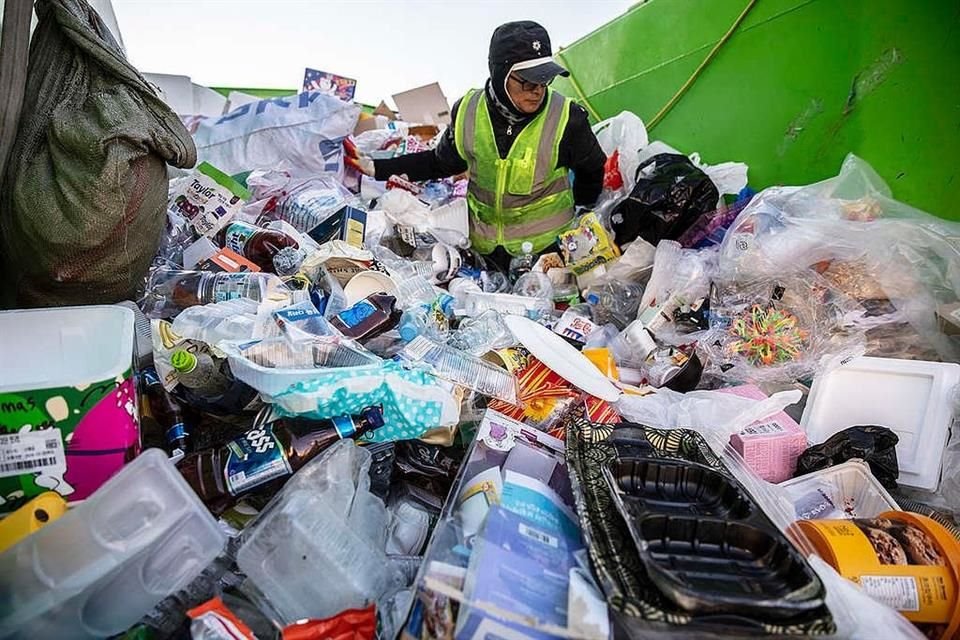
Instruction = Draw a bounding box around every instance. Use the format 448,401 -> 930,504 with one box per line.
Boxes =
779,459 -> 899,520
0,449 -> 226,639
0,305 -> 138,513
800,356 -> 960,491
796,511 -> 960,638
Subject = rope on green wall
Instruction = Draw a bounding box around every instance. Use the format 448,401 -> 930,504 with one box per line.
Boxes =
555,48 -> 602,122
647,0 -> 757,131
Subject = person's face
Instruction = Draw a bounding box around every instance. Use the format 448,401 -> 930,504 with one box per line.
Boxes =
506,74 -> 548,113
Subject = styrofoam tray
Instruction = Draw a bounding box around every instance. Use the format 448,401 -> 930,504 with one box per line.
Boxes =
778,459 -> 899,520
800,356 -> 960,491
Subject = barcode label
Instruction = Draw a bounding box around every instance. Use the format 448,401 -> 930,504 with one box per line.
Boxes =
518,522 -> 558,548
0,430 -> 67,479
859,576 -> 920,612
742,422 -> 786,436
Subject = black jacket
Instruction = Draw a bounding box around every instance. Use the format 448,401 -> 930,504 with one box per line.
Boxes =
374,93 -> 605,208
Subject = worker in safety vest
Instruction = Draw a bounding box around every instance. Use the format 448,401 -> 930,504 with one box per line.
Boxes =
358,21 -> 605,271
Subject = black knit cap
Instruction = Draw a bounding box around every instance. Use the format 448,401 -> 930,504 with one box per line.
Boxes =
488,21 -> 570,85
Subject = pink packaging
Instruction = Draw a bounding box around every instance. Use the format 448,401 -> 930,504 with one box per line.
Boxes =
719,384 -> 808,483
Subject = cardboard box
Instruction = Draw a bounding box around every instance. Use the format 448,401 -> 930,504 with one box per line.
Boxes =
720,384 -> 808,483
306,205 -> 367,248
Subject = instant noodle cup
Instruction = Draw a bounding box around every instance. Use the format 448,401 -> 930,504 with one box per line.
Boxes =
796,511 -> 960,638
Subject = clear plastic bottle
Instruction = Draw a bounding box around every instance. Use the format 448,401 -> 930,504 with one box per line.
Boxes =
398,294 -> 455,343
216,221 -> 300,273
171,298 -> 260,345
370,246 -> 440,309
447,309 -> 512,356
508,241 -> 535,283
142,269 -> 289,319
511,271 -> 554,300
170,350 -> 233,396
586,281 -> 645,329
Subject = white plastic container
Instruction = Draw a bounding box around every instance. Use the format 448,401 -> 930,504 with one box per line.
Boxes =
800,356 -> 960,491
0,449 -> 226,639
222,338 -> 381,398
778,459 -> 900,520
0,305 -> 138,512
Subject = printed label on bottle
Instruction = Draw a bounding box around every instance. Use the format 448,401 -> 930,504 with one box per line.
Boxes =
212,273 -> 258,303
224,425 -> 292,495
165,422 -> 188,444
332,415 -> 357,439
222,223 -> 255,254
336,300 -> 376,328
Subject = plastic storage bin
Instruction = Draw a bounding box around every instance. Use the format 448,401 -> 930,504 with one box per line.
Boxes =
0,305 -> 138,513
0,449 -> 226,639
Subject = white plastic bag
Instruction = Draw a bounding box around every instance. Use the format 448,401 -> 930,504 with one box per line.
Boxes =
193,91 -> 361,176
591,111 -> 649,192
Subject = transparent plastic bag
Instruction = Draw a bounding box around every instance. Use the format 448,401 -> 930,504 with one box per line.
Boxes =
719,154 -> 960,362
702,272 -> 866,384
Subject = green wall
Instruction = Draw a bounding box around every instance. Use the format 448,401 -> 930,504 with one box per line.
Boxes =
553,0 -> 960,220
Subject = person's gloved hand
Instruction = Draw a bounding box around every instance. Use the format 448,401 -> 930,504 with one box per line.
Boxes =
343,138 -> 376,177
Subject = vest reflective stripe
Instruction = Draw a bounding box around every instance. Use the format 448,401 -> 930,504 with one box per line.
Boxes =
455,88 -> 575,255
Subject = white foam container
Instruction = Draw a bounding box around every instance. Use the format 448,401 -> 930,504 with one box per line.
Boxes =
800,356 -> 960,491
778,459 -> 900,520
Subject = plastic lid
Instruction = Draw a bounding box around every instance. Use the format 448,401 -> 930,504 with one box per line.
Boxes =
521,241 -> 534,254
398,322 -> 419,343
170,350 -> 198,374
437,294 -> 455,317
362,406 -> 385,430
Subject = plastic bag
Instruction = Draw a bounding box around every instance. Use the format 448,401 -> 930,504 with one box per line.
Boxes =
718,154 -> 960,363
796,426 -> 900,490
614,386 -> 802,437
609,153 -> 720,246
591,111 -> 649,193
271,359 -> 461,442
702,271 -> 866,384
636,141 -> 748,198
193,91 -> 361,176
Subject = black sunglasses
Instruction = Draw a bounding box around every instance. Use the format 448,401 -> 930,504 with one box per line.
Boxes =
508,74 -> 550,92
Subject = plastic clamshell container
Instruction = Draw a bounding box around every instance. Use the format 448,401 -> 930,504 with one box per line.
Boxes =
0,449 -> 226,639
604,454 -> 825,619
800,356 -> 960,491
778,459 -> 900,520
0,305 -> 138,512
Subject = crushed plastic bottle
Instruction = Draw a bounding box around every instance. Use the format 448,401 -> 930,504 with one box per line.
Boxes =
508,241 -> 535,283
511,271 -> 554,300
447,309 -> 512,356
171,298 -> 260,346
398,294 -> 455,343
586,281 -> 645,329
608,319 -> 658,369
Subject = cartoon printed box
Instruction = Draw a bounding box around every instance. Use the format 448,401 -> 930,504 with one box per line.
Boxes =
0,306 -> 139,514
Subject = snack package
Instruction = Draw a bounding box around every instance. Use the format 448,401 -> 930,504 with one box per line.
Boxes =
168,162 -> 250,238
559,212 -> 621,276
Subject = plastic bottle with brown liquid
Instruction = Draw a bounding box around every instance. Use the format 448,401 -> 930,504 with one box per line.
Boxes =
329,293 -> 401,340
177,407 -> 384,509
216,221 -> 300,273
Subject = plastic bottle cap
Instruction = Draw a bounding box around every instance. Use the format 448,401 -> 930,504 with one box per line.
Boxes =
170,350 -> 198,374
399,323 -> 419,342
521,241 -> 534,254
362,406 -> 385,430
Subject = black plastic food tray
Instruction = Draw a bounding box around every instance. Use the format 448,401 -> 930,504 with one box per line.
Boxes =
603,450 -> 824,619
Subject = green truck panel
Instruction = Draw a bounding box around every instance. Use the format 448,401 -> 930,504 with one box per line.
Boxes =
553,0 -> 960,220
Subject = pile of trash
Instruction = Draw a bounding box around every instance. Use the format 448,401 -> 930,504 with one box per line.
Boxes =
2,91 -> 960,640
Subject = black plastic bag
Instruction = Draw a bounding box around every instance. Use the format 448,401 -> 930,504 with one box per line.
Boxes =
609,153 -> 720,246
795,425 -> 900,490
